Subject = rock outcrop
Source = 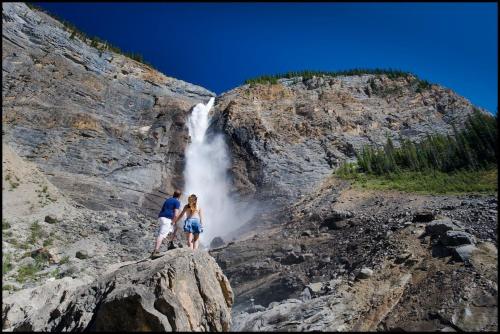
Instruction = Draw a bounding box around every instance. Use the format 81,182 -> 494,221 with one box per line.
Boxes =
2,2 -> 215,215
2,248 -> 234,332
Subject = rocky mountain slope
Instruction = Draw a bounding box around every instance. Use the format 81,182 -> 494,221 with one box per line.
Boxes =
3,249 -> 233,331
3,2 -> 214,215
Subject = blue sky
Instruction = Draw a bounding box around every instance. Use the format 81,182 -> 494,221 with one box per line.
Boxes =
35,2 -> 497,113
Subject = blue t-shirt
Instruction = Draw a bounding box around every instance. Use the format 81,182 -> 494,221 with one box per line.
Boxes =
158,197 -> 181,219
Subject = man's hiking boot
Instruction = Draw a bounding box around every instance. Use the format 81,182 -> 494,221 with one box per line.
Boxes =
167,240 -> 176,250
151,251 -> 161,259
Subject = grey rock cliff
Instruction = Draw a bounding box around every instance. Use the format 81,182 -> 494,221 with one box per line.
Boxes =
2,248 -> 234,332
2,2 -> 215,215
211,75 -> 486,206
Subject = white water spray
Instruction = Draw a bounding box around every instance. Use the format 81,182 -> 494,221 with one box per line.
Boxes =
183,97 -> 247,246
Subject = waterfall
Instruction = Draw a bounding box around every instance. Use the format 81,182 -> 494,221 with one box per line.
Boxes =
183,97 -> 237,246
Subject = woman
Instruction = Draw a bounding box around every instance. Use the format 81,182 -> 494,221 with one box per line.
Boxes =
173,194 -> 203,250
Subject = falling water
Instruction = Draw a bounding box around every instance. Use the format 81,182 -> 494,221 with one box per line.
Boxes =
183,97 -> 242,246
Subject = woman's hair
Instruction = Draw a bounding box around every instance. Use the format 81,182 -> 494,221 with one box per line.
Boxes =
188,194 -> 197,212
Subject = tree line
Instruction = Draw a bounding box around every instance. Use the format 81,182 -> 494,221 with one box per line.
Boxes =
244,68 -> 431,88
338,109 -> 497,176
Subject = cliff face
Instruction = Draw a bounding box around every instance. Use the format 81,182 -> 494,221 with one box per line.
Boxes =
2,2 -> 214,215
212,75 -> 482,206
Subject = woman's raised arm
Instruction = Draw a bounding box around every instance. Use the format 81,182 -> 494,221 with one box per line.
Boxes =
173,205 -> 187,225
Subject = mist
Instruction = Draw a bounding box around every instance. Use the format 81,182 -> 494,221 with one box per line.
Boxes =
182,97 -> 255,246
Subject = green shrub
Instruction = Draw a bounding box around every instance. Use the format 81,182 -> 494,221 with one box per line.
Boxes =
33,253 -> 49,268
43,238 -> 54,247
6,174 -> 20,190
16,263 -> 40,283
2,284 -> 18,292
50,268 -> 61,279
59,255 -> 70,265
2,254 -> 13,276
28,221 -> 43,244
2,219 -> 10,230
7,238 -> 19,247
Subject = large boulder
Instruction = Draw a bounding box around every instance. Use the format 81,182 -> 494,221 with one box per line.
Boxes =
2,249 -> 233,332
412,210 -> 435,223
210,237 -> 225,249
441,230 -> 476,246
424,218 -> 461,238
322,210 -> 353,229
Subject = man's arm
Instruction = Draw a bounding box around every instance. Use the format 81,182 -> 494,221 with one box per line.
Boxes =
172,208 -> 179,223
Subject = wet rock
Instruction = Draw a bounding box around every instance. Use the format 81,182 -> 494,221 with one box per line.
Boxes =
413,210 -> 435,222
281,252 -> 304,265
301,230 -> 313,237
210,237 -> 225,249
324,220 -> 348,230
98,225 -> 109,232
75,250 -> 89,259
425,218 -> 458,238
322,210 -> 354,229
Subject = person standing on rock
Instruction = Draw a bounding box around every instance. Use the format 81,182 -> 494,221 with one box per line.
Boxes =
151,190 -> 182,258
173,194 -> 204,250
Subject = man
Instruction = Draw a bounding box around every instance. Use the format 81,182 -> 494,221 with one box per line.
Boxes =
151,190 -> 181,258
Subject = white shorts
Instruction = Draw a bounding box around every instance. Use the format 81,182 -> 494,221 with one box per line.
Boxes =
155,217 -> 173,237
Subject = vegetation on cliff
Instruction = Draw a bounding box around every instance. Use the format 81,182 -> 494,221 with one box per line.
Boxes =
337,110 -> 498,194
25,3 -> 155,68
244,68 -> 432,90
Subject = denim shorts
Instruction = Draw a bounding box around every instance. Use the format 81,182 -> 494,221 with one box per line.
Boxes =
184,217 -> 203,234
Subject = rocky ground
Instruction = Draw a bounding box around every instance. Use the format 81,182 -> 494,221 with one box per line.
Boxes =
211,177 -> 498,331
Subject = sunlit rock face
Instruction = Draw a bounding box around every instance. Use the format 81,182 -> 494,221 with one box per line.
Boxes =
2,249 -> 234,332
211,75 -> 484,207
